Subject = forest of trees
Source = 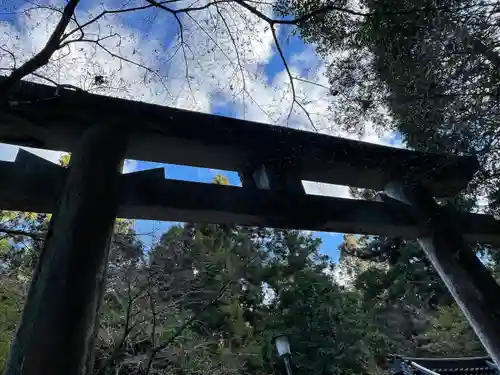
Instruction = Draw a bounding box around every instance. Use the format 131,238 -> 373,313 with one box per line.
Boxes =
2,0 -> 500,373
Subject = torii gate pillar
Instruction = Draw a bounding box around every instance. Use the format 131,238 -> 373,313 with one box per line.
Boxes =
385,181 -> 500,369
4,124 -> 128,375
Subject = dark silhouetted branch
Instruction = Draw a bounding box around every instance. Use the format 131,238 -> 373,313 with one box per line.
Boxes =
0,0 -> 80,95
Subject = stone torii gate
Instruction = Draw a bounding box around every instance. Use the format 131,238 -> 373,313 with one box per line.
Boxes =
1,78 -> 500,375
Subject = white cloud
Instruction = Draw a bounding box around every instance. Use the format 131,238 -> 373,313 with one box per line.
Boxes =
0,143 -> 18,162
302,181 -> 351,199
0,143 -> 64,164
262,282 -> 276,305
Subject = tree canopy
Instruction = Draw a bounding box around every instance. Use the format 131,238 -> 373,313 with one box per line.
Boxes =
288,0 -> 500,211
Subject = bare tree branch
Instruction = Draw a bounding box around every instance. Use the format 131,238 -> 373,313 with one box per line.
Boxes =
147,289 -> 157,348
61,38 -> 173,98
217,5 -> 247,117
270,25 -> 317,131
62,2 -> 163,42
145,0 -> 231,15
0,0 -> 80,95
29,71 -> 83,91
0,46 -> 17,69
96,274 -> 146,375
231,0 -> 273,23
176,14 -> 196,103
142,251 -> 259,375
232,0 -> 500,26
0,225 -> 143,250
143,276 -> 233,375
293,76 -> 330,90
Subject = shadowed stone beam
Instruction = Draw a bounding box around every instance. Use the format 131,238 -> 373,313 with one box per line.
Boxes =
0,77 -> 478,198
1,159 -> 500,244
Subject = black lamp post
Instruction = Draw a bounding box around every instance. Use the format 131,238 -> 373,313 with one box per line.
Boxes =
274,334 -> 293,375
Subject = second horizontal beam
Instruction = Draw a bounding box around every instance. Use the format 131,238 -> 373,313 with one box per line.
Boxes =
0,161 -> 499,243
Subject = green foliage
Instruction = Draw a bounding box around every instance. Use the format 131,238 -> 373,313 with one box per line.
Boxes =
257,230 -> 389,375
212,174 -> 230,185
0,280 -> 25,369
0,209 -> 490,374
0,210 -> 49,277
0,238 -> 10,254
58,153 -> 71,167
418,305 -> 485,357
270,271 -> 388,375
337,230 -> 492,359
292,0 -> 500,215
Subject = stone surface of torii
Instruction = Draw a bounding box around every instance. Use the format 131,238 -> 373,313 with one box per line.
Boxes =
1,150 -> 500,243
0,77 -> 477,196
0,78 -> 496,242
